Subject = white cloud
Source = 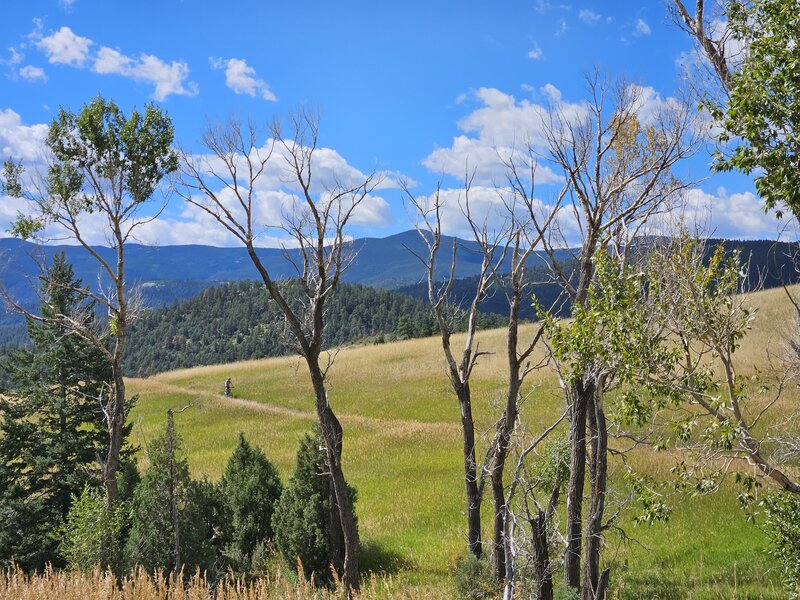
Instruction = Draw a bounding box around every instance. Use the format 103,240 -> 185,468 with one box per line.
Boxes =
2,47 -> 24,66
93,46 -> 198,101
527,43 -> 544,60
35,26 -> 92,66
28,23 -> 197,100
579,9 -> 601,23
535,1 -> 572,13
0,108 -> 49,161
634,18 -> 651,36
408,184 -> 564,240
422,85 -> 583,186
19,65 -> 47,82
210,57 -> 276,101
60,0 -> 77,8
674,188 -> 793,239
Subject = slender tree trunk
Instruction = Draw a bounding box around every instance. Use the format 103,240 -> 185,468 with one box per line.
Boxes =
564,378 -> 591,590
457,384 -> 483,558
103,369 -> 125,507
531,508 -> 554,600
309,362 -> 360,594
328,477 -> 345,576
490,382 -> 520,579
583,390 -> 608,600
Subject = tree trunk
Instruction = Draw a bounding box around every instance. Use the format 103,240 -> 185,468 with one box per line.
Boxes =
491,380 -> 521,580
531,508 -> 554,600
564,378 -> 591,591
102,369 -> 125,508
457,384 -> 483,558
328,477 -> 345,577
309,362 -> 360,594
583,390 -> 608,600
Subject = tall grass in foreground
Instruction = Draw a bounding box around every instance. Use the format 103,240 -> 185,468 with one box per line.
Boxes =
0,567 -> 441,600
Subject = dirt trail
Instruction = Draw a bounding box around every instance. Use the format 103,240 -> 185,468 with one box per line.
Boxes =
145,378 -> 459,438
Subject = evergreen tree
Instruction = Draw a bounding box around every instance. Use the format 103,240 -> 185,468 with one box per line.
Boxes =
272,429 -> 357,585
0,253 -> 111,570
219,433 -> 283,570
125,410 -> 217,576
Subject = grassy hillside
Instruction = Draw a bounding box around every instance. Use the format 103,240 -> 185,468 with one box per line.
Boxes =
127,284 -> 798,598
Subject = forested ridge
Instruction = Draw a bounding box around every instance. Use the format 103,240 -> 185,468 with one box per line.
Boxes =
124,280 -> 504,377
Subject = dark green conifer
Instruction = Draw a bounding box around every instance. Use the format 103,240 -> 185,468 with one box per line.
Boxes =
0,253 -> 111,570
218,433 -> 283,569
272,428 -> 357,585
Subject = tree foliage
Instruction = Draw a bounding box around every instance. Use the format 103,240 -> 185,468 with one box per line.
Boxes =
219,433 -> 283,569
272,429 -> 357,585
125,414 -> 217,576
59,485 -> 128,574
710,0 -> 800,218
0,254 -> 111,570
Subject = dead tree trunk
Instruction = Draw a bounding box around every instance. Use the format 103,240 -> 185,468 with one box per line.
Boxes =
583,390 -> 608,600
564,379 -> 591,590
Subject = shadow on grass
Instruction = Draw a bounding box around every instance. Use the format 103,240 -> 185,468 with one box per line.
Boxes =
360,540 -> 414,576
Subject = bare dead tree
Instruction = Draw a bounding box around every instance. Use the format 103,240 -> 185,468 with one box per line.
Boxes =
501,415 -> 569,600
534,72 -> 699,598
1,98 -> 177,509
403,175 -> 500,559
177,110 -> 376,593
463,151 -> 567,581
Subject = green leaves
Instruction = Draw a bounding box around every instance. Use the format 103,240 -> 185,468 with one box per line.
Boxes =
7,96 -> 177,243
1,159 -> 24,198
713,0 -> 800,218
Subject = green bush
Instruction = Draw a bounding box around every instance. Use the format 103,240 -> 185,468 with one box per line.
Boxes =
59,486 -> 127,574
452,554 -> 499,600
219,433 -> 283,571
272,429 -> 357,585
763,491 -> 800,597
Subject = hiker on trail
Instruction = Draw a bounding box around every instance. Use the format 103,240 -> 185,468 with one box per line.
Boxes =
224,377 -> 233,397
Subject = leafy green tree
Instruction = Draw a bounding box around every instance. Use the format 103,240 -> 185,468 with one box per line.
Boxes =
125,411 -> 217,576
714,0 -> 800,218
272,429 -> 357,585
0,254 -> 111,570
671,0 -> 800,219
59,485 -> 127,574
219,433 -> 283,570
1,96 -> 178,508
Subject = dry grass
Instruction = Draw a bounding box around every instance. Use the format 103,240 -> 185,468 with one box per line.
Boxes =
0,567 -> 440,600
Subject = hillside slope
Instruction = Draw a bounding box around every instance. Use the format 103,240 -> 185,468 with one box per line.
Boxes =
127,284 -> 797,598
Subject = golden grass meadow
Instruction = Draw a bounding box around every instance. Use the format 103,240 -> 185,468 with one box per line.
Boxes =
5,285 -> 797,599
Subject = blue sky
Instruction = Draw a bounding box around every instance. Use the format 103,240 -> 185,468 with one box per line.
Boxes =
0,0 -> 793,246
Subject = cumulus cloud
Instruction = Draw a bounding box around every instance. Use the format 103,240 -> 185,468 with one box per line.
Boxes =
676,188 -> 792,239
35,26 -> 92,66
0,107 -> 394,245
634,18 -> 651,36
19,65 -> 47,82
93,46 -> 198,100
579,9 -> 601,23
27,23 -> 197,100
422,85 -> 584,187
527,43 -> 544,60
0,108 -> 49,161
210,57 -> 276,101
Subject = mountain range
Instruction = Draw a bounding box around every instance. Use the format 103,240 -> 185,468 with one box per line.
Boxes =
0,231 -> 797,346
